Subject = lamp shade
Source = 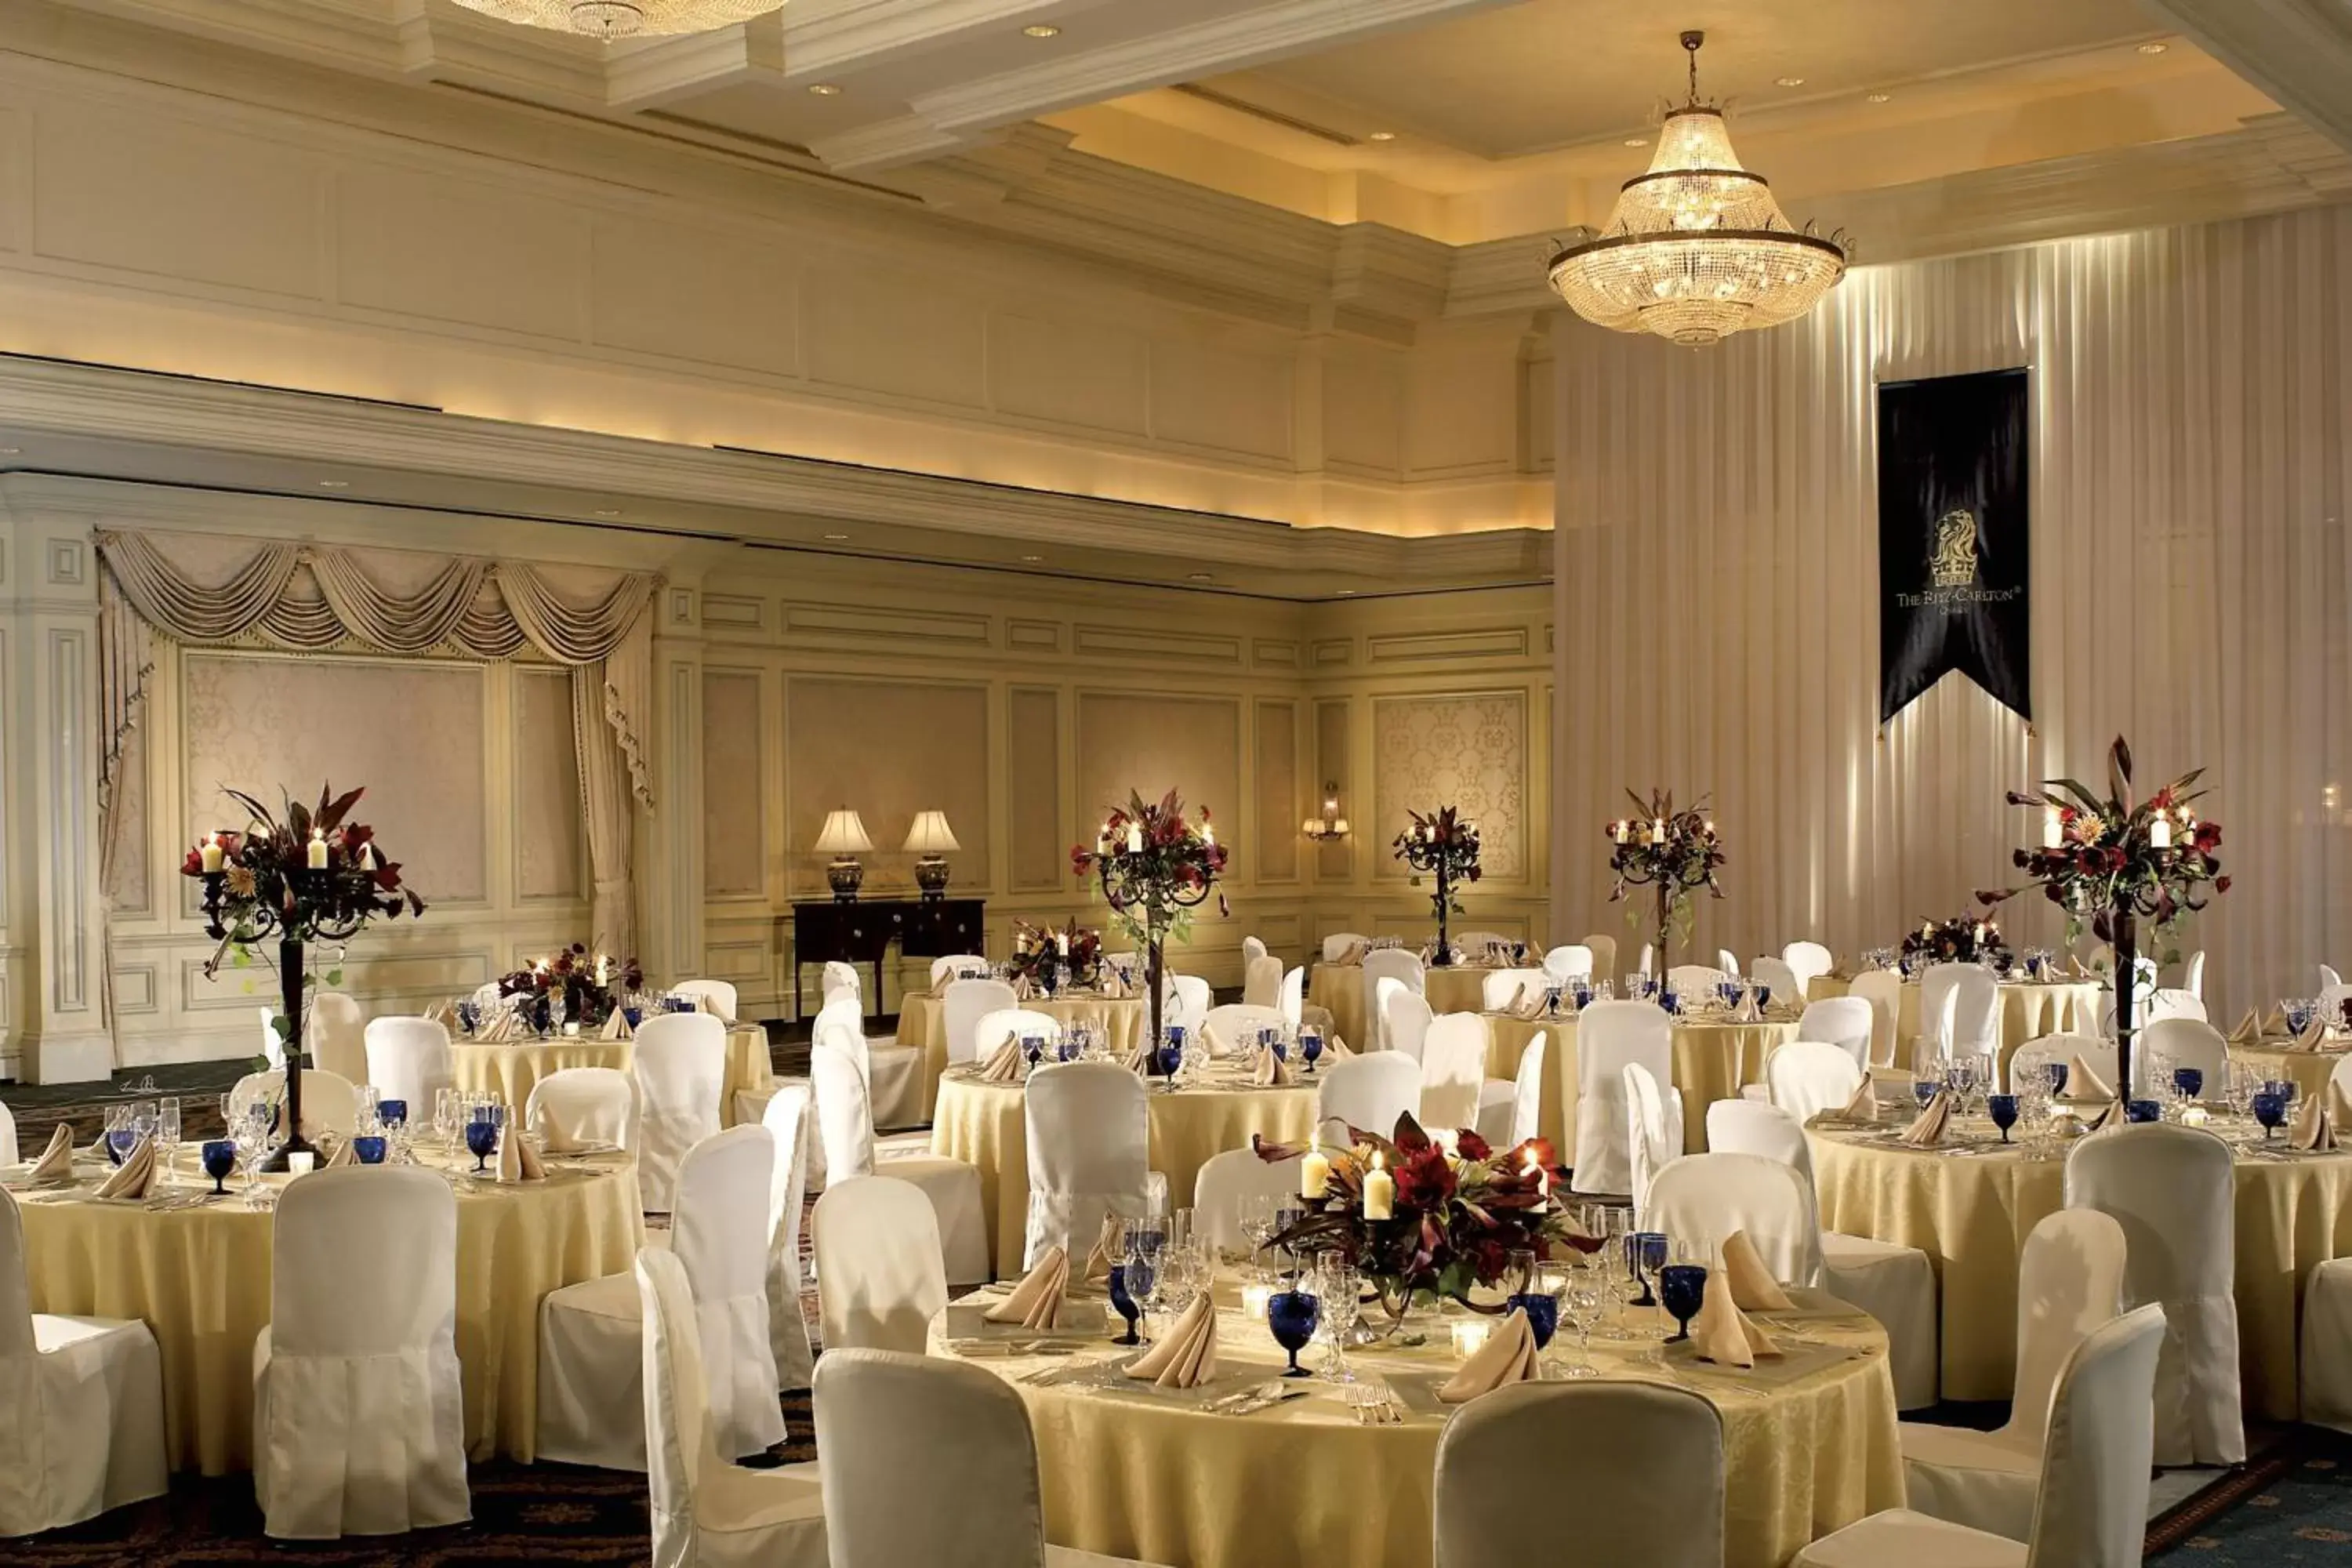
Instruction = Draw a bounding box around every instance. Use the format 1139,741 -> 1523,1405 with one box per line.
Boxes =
812,808 -> 874,855
902,810 -> 961,855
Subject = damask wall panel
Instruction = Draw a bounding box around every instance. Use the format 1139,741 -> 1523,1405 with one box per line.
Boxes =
1373,692 -> 1526,882
105,716 -> 151,915
1008,688 -> 1063,892
702,670 -> 764,897
181,652 -> 488,903
1254,699 -> 1300,884
1074,692 -> 1241,837
784,677 -> 989,900
513,669 -> 583,901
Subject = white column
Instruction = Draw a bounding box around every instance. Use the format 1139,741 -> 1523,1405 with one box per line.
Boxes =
645,580 -> 706,984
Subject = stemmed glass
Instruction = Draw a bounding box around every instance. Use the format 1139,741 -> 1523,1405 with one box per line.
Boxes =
201,1139 -> 238,1195
1268,1283 -> 1320,1377
1300,1029 -> 1324,1075
1107,1264 -> 1143,1346
2252,1089 -> 2288,1141
2172,1067 -> 2205,1111
2044,1061 -> 2070,1101
1555,1256 -> 1602,1377
1123,1221 -> 1162,1343
1987,1094 -> 2019,1142
1315,1253 -> 1361,1382
464,1113 -> 499,1172
1240,1196 -> 1279,1281
1657,1251 -> 1708,1345
1625,1230 -> 1667,1307
1504,1248 -> 1559,1354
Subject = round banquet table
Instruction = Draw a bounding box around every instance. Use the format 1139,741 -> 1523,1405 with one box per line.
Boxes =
901,989 -> 1150,1121
449,1022 -> 773,1126
1308,963 -> 1503,1054
1485,1011 -> 1798,1160
13,1143 -> 643,1474
930,1062 -> 1319,1279
1813,975 -> 2098,1073
929,1274 -> 1901,1568
1809,1114 -> 2352,1417
2227,1039 -> 2349,1104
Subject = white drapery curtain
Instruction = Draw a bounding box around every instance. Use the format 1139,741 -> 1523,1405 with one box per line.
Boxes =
1552,205 -> 2352,1021
94,529 -> 659,956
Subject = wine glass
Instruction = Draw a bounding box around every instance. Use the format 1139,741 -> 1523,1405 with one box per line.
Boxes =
1987,1094 -> 2019,1142
1300,1029 -> 1324,1075
1273,1203 -> 1306,1277
1657,1260 -> 1708,1345
1123,1223 -> 1161,1341
2172,1067 -> 2205,1105
1107,1265 -> 1142,1346
1156,1032 -> 1185,1085
2044,1061 -> 2070,1100
1557,1258 -> 1602,1377
201,1139 -> 238,1195
1268,1285 -> 1320,1377
1913,1074 -> 1943,1112
2125,1099 -> 2161,1124
2253,1089 -> 2288,1140
464,1119 -> 499,1172
1627,1230 -> 1668,1308
1751,982 -> 1772,1011
353,1134 -> 388,1164
1316,1254 -> 1361,1382
1504,1248 -> 1558,1352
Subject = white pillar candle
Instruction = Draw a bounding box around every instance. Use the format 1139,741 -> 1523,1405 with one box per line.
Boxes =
1652,818 -> 1666,842
1362,1152 -> 1394,1220
1202,822 -> 1214,847
1243,1283 -> 1275,1323
287,1151 -> 315,1176
1450,1319 -> 1492,1359
1300,1138 -> 1331,1200
2148,815 -> 2172,849
198,836 -> 225,873
2043,805 -> 2064,848
1126,824 -> 1144,854
307,830 -> 329,869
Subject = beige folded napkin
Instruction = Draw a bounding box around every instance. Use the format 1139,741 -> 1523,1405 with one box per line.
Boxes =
1901,1089 -> 1955,1146
1083,1214 -> 1123,1283
2263,1004 -> 2289,1036
93,1136 -> 158,1200
1721,1231 -> 1794,1312
978,1036 -> 1025,1083
424,999 -> 459,1030
1321,1034 -> 1355,1062
495,1127 -> 547,1183
1838,1075 -> 1878,1123
1125,1290 -> 1218,1388
1121,1044 -> 1152,1075
2085,1100 -> 2119,1132
600,1007 -> 633,1041
1439,1308 -> 1542,1403
2293,1018 -> 2342,1052
2293,1091 -> 2340,1152
690,993 -> 735,1026
985,1245 -> 1070,1329
1339,942 -> 1368,966
478,1009 -> 524,1043
1011,975 -> 1035,1003
325,1135 -> 358,1168
2228,1009 -> 2262,1045
1693,1261 -> 1783,1368
25,1123 -> 74,1184
2065,1054 -> 2115,1102
1251,1044 -> 1298,1087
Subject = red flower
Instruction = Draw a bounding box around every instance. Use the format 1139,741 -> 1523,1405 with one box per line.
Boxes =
1392,1144 -> 1457,1211
1454,1130 -> 1493,1163
2193,822 -> 2222,852
2215,874 -> 2232,894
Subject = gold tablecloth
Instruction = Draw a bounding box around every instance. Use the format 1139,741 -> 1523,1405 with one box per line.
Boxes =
2228,1040 -> 2350,1104
1309,963 -> 1505,1053
902,991 -> 1150,1121
930,1065 -> 1319,1279
1814,976 -> 2097,1073
449,1023 -> 773,1127
931,1275 -> 1901,1568
16,1146 -> 643,1474
1484,1013 -> 1798,1160
1809,1119 -> 2352,1417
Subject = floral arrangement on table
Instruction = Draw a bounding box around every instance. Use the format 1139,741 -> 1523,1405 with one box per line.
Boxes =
1900,914 -> 2012,969
1261,1115 -> 1568,1323
498,942 -> 644,1029
1072,790 -> 1229,1076
1392,807 -> 1482,967
1007,918 -> 1103,988
1606,789 -> 1725,969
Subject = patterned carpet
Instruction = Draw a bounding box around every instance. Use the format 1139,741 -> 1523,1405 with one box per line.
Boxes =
2150,1428 -> 2352,1562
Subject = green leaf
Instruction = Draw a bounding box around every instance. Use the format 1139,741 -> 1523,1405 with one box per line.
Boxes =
230,948 -> 252,970
325,969 -> 343,987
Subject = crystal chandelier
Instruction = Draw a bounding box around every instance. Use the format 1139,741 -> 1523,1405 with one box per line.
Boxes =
1547,32 -> 1849,346
446,0 -> 783,38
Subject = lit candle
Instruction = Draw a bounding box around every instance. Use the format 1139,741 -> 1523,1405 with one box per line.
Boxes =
1450,1319 -> 1493,1359
198,835 -> 225,873
287,1151 -> 315,1176
1126,824 -> 1144,854
595,953 -> 609,985
1611,820 -> 1627,844
1363,1152 -> 1394,1220
1202,822 -> 1214,848
2044,805 -> 2064,848
1703,819 -> 1715,837
306,829 -> 328,870
2148,815 -> 2172,850
358,842 -> 378,871
1524,1152 -> 1548,1200
1243,1283 -> 1276,1322
562,1022 -> 581,1037
1056,931 -> 1069,956
1652,818 -> 1666,842
1301,1136 -> 1331,1200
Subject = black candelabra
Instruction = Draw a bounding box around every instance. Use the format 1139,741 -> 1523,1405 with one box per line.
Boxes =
1396,833 -> 1468,967
1091,848 -> 1212,1083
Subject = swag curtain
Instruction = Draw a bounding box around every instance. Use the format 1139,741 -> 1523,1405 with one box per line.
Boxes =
94,529 -> 659,956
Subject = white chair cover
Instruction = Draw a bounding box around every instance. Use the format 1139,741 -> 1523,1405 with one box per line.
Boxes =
1418,1013 -> 1490,1134
1622,1063 -> 1683,1218
761,1087 -> 815,1391
1278,966 -> 1306,1029
929,954 -> 988,989
1317,1054 -> 1423,1142
1541,945 -> 1595,983
1241,935 -> 1268,968
1580,933 -> 1619,988
256,1167 -> 465,1537
943,978 -> 1019,1067
1434,1381 -> 1722,1567
1762,1042 -> 1865,1123
1024,1062 -> 1151,1269
1382,985 -> 1434,1063
1901,1210 -> 2125,1541
361,1017 -> 452,1120
638,1248 -> 826,1568
1480,968 -> 1552,1011
525,1065 -> 635,1151
2332,1053 -> 2352,1105
631,1012 -> 727,1213
2319,980 -> 2352,1025
1848,970 -> 1904,1069
1749,957 -> 1802,1008
1508,1032 -> 1547,1146
1169,975 -> 1212,1033
2064,1125 -> 2243,1465
2299,1257 -> 2352,1433
813,1177 -> 947,1355
1797,996 -> 1875,1069
819,962 -> 859,1011
1362,949 -> 1425,1039
2324,962 -> 2345,992
2182,950 -> 2205,1000
229,1069 -> 361,1141
672,978 -> 739,1020
810,1047 -> 989,1287
1321,931 -> 1368,963
1571,1001 -> 1671,1196
1640,1152 -> 1817,1287
1920,964 -> 1998,1066
0,1103 -> 13,1169
2136,1018 -> 2228,1099
1666,964 -> 1727,998
2010,1033 -> 2115,1097
1242,953 -> 1283,1010
814,996 -> 924,1134
1193,1149 -> 1312,1256
1783,942 -> 1835,1000
974,1007 -> 1065,1058
0,1189 -> 166,1537
1716,949 -> 1741,977
308,993 -> 370,1087
1202,1004 -> 1285,1058
2137,987 -> 2207,1028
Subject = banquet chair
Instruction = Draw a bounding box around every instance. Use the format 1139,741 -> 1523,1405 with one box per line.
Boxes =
308,992 -> 370,1087
1194,1148 -> 1312,1257
1900,1210 -> 2127,1541
637,1247 -> 826,1568
1667,964 -> 1726,999
1318,1053 -> 1423,1142
0,1189 -> 166,1537
1847,970 -> 1905,1070
2010,1033 -> 2117,1098
814,1348 -> 1171,1568
525,1066 -> 635,1151
2133,987 -> 2206,1030
1169,975 -> 1213,1034
1322,932 -> 1368,963
812,1176 -> 947,1354
1791,1305 -> 2165,1568
943,978 -> 1018,1067
539,1124 -> 786,1471
1243,953 -> 1283,1010
1541,944 -> 1594,983
1024,1062 -> 1163,1270
1782,941 -> 1835,1001
1570,1001 -> 1672,1197
1419,1013 -> 1513,1143
2300,1254 -> 2352,1432
930,954 -> 989,989
256,1167 -> 465,1538
1202,1004 -> 1285,1058
632,1012 -> 727,1213
1241,934 -> 1268,967
1278,966 -> 1307,1029
673,978 -> 740,1021
1636,942 -> 1655,978
2332,1053 -> 2352,1105
260,1005 -> 287,1071
2182,950 -> 2205,1001
1434,1381 -> 1722,1568
1702,1101 -> 1939,1407
1382,985 -> 1435,1063
1508,1032 -> 1547,1146
1579,933 -> 1618,988
1480,967 -> 1552,1012
0,1102 -> 13,1167
228,1068 -> 361,1141
2324,962 -> 2345,993
1759,1042 -> 1864,1122
1748,956 -> 1802,1009
816,996 -> 925,1134
1639,1152 -> 1817,1286
361,1016 -> 453,1123
1622,1063 -> 1682,1217
1452,931 -> 1513,961
1362,949 -> 1426,1036
810,1047 -> 989,1286
762,1086 -> 816,1392
820,961 -> 860,1011
1796,996 -> 1875,1069
972,1006 -> 1065,1059
2321,980 -> 2352,1025
2136,1018 -> 2227,1099
2064,1124 -> 2243,1465
1919,964 -> 1997,1071
1716,949 -> 1741,977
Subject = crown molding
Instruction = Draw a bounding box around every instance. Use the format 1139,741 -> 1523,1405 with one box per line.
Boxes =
602,17 -> 784,112
782,0 -> 1065,84
2144,0 -> 2352,156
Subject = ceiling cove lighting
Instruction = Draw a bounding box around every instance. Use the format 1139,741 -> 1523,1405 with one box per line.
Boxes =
447,0 -> 783,39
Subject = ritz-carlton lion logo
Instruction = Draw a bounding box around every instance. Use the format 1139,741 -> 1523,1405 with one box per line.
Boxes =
1929,507 -> 1979,587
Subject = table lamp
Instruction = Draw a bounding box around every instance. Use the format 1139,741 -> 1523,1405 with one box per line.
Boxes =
813,808 -> 875,902
902,809 -> 961,900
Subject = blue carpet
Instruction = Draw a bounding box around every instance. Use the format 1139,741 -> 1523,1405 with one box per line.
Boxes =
2151,1428 -> 2352,1561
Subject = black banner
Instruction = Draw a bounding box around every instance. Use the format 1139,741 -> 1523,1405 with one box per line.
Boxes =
1877,368 -> 2031,723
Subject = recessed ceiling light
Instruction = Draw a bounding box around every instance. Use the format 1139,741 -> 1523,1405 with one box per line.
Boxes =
1366,130 -> 1396,142
1187,572 -> 1214,582
2137,41 -> 2169,54
1623,136 -> 1650,147
593,507 -> 621,517
0,447 -> 19,456
808,82 -> 842,95
1774,75 -> 1805,87
317,480 -> 349,489
1864,92 -> 1892,103
1020,554 -> 1044,563
1337,589 -> 1357,597
822,532 -> 850,542
1021,24 -> 1059,38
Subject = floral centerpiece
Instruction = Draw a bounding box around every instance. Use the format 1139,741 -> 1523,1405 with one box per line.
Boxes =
1901,914 -> 2012,969
1261,1115 -> 1568,1323
1007,918 -> 1102,990
1977,735 -> 2227,1098
498,942 -> 644,1029
1607,789 -> 1724,974
183,784 -> 425,1167
1072,789 -> 1228,1079
1392,807 -> 1482,967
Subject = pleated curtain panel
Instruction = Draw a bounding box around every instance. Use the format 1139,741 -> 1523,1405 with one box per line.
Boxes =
93,528 -> 658,957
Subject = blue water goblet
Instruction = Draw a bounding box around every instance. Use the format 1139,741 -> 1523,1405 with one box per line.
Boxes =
456,999 -> 481,1036
464,1120 -> 499,1172
1661,988 -> 1681,1016
1506,1294 -> 1559,1350
1987,1094 -> 2019,1142
201,1139 -> 238,1195
2252,1091 -> 2287,1140
1156,1039 -> 1184,1081
1107,1265 -> 1142,1345
352,1135 -> 388,1165
1718,979 -> 1740,1008
2045,1062 -> 2069,1099
1752,984 -> 1771,1009
1268,1289 -> 1321,1377
105,1127 -> 138,1167
1657,1264 -> 1708,1344
1626,1230 -> 1668,1307
1022,1034 -> 1046,1069
1057,1036 -> 1080,1064
1270,1033 -> 1288,1062
2173,1067 -> 2205,1102
1301,1031 -> 1323,1074
1914,1078 -> 1941,1111
622,1004 -> 644,1029
2125,1099 -> 2162,1124
376,1099 -> 408,1131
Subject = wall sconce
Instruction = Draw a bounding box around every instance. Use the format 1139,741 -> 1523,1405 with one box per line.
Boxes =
1303,784 -> 1351,843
